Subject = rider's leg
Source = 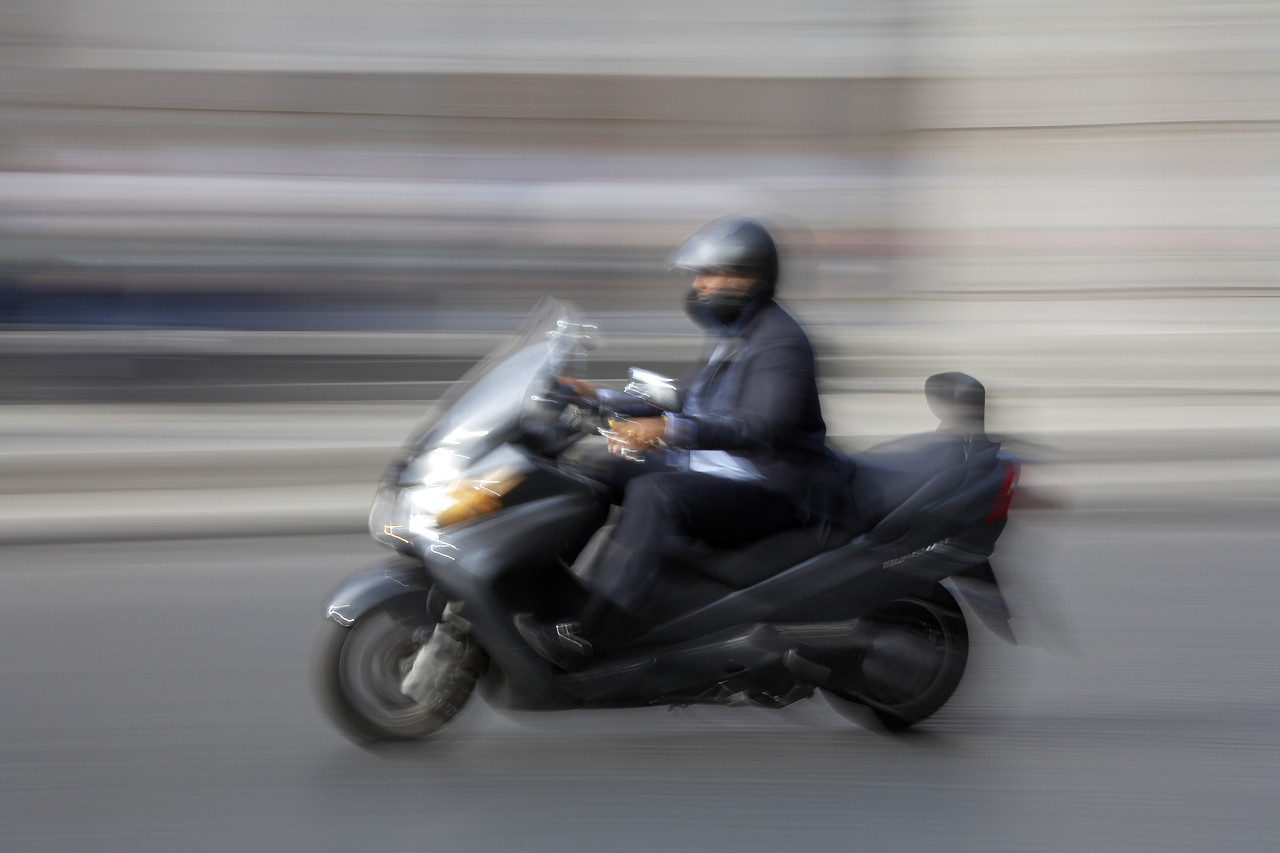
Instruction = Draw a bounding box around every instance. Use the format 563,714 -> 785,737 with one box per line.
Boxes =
588,471 -> 801,617
516,471 -> 799,667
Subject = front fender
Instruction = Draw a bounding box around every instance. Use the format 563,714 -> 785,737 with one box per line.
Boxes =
322,558 -> 432,627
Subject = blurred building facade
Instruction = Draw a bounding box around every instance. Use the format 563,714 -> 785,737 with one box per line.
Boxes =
0,1 -> 1274,347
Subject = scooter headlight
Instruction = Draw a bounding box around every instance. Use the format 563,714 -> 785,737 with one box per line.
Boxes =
405,466 -> 525,537
408,482 -> 459,519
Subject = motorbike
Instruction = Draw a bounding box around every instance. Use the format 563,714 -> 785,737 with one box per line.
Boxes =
313,298 -> 1021,743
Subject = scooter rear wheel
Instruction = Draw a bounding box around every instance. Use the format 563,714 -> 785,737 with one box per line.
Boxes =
313,606 -> 485,743
823,584 -> 969,731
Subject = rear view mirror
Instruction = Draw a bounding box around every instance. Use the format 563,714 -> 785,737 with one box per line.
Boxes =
623,368 -> 680,411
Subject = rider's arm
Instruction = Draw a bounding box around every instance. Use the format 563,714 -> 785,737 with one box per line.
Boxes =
661,413 -> 696,448
664,336 -> 816,451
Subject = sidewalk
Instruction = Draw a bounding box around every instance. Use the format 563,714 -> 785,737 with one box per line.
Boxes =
0,393 -> 1273,544
2,304 -> 1275,542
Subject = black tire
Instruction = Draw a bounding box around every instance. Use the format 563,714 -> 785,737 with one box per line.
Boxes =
823,584 -> 969,731
312,606 -> 486,743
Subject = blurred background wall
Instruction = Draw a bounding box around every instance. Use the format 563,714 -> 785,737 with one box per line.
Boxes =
1,0 -> 909,327
0,0 -> 1275,418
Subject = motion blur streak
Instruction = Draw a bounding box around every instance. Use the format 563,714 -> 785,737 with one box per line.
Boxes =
0,1 -> 1276,851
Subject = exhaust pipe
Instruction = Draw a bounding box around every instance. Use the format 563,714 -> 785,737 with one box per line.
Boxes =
565,621 -> 879,704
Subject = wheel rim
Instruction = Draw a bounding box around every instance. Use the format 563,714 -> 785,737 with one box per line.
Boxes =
859,601 -> 952,709
337,610 -> 448,736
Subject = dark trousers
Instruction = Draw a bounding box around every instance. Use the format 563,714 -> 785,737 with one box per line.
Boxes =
587,471 -> 800,616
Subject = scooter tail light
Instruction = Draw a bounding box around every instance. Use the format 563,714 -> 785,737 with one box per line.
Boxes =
985,459 -> 1021,522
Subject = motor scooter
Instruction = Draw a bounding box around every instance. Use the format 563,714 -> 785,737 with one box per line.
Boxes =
313,298 -> 1020,742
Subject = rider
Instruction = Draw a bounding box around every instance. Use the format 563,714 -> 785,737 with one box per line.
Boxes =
516,216 -> 856,668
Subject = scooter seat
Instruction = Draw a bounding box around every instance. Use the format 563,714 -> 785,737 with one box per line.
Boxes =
644,433 -> 999,621
668,525 -> 840,591
663,433 -> 978,594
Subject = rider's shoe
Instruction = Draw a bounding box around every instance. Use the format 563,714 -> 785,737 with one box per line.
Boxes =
513,614 -> 594,671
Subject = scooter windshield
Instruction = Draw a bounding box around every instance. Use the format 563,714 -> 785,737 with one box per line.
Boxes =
398,297 -> 587,473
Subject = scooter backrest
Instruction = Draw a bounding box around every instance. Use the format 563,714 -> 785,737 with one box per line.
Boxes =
926,372 -> 986,436
849,433 -> 968,527
865,444 -> 1003,549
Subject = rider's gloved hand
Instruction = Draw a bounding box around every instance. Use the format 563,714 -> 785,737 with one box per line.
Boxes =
607,416 -> 668,459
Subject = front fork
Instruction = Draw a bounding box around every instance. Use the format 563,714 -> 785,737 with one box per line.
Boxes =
400,601 -> 472,702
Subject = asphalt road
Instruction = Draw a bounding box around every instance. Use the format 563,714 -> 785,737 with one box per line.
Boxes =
1,515 -> 1277,853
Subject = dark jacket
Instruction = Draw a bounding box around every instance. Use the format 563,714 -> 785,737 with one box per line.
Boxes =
669,300 -> 856,528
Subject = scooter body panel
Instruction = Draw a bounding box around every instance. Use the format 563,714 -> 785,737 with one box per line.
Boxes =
321,558 -> 433,627
315,300 -> 1023,734
421,491 -> 612,708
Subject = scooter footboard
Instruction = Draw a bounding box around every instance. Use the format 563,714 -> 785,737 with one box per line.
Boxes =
644,545 -> 916,643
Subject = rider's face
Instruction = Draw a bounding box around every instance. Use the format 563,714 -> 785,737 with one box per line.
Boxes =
693,272 -> 754,299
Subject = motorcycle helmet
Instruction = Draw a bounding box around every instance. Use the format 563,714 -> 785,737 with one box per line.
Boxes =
670,216 -> 780,299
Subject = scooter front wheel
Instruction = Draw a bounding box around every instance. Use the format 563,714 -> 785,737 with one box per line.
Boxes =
313,606 -> 485,743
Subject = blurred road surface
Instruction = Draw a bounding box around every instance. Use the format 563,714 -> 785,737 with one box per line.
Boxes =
1,520 -> 1277,852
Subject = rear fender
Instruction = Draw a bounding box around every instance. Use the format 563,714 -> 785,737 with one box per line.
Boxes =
950,559 -> 1016,643
322,558 -> 432,627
